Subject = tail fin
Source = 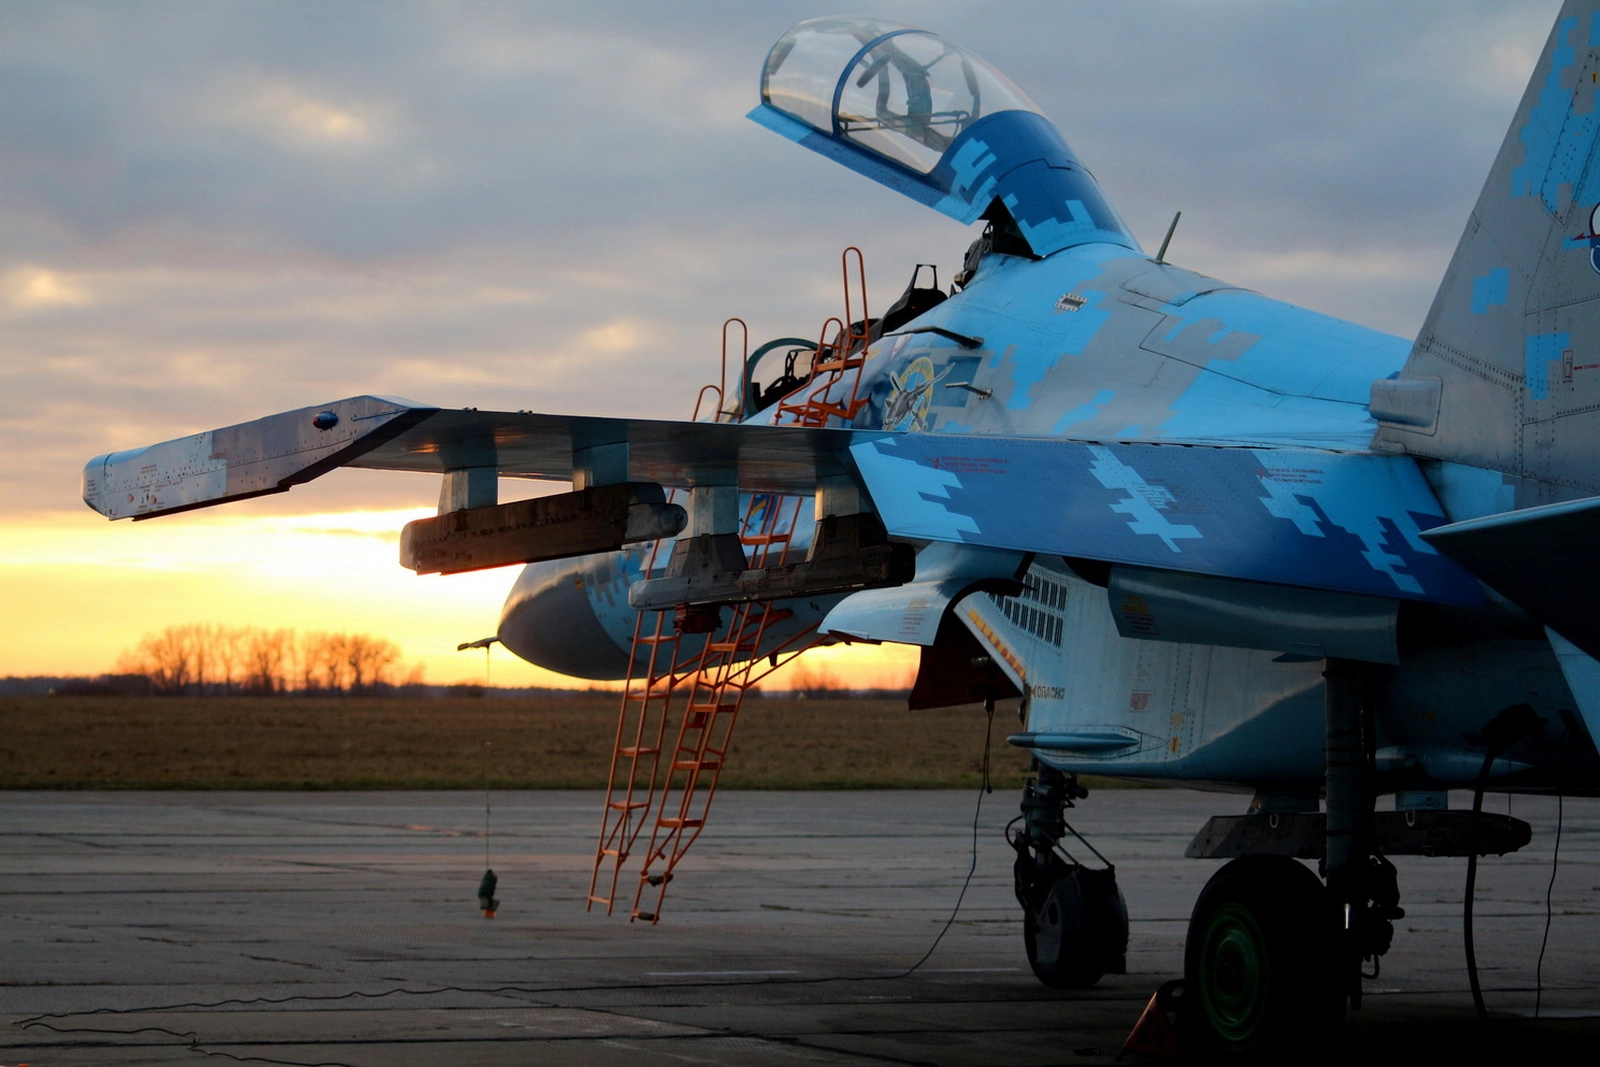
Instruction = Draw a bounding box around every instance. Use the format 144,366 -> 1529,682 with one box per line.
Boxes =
1373,1 -> 1600,504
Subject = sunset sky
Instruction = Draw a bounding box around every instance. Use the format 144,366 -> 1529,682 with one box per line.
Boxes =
1,1 -> 1556,687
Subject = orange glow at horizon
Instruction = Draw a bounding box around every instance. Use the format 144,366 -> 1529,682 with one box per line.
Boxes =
0,509 -> 918,689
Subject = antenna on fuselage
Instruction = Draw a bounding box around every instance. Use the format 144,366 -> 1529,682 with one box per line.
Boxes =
1154,210 -> 1182,264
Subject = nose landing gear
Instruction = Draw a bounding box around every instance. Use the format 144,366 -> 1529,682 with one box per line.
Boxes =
1010,766 -> 1128,988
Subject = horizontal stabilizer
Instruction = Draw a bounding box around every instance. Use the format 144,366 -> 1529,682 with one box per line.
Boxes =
850,435 -> 1481,606
1420,495 -> 1600,657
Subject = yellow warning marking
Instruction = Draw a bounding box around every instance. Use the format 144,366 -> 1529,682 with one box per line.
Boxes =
966,608 -> 1027,683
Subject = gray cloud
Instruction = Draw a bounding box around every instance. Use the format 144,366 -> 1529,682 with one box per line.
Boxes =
0,0 -> 1562,514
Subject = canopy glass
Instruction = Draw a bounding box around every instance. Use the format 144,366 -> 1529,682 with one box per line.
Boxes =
762,18 -> 1043,174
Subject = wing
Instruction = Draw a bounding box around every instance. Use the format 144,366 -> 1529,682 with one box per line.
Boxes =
82,395 -> 880,520
85,395 -> 1477,610
849,433 -> 1480,606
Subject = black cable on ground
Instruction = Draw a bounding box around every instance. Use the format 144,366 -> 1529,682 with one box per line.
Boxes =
1534,790 -> 1563,1022
1463,703 -> 1542,1024
887,696 -> 995,979
1534,710 -> 1576,1022
1463,760 -> 1493,1024
12,1019 -> 357,1067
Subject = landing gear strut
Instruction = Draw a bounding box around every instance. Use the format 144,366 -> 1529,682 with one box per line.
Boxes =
1180,658 -> 1403,1058
1011,765 -> 1128,988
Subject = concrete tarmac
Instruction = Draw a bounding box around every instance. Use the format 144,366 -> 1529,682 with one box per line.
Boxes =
3,788 -> 1597,1065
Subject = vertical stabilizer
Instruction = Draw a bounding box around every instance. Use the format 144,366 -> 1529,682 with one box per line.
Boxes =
1373,2 -> 1600,503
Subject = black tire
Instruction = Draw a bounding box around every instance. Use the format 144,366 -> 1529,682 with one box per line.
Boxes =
1023,864 -> 1129,988
1181,855 -> 1339,1061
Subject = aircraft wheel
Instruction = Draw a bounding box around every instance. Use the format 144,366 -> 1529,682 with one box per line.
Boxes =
1181,855 -> 1339,1061
1022,864 -> 1128,988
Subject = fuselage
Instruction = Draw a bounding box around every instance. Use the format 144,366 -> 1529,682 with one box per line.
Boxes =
498,241 -> 1600,795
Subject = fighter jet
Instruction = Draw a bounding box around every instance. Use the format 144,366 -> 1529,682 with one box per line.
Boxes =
83,4 -> 1600,1058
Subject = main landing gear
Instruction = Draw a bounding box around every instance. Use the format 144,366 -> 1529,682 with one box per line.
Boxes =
1009,765 -> 1128,988
1176,660 -> 1396,1059
1179,659 -> 1411,1060
1017,661 -> 1539,1061
1182,855 -> 1340,1059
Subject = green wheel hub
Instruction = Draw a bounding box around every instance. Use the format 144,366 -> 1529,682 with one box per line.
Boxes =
1197,902 -> 1269,1044
1182,855 -> 1338,1058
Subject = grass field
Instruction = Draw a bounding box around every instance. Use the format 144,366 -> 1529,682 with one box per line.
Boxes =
0,694 -> 1044,790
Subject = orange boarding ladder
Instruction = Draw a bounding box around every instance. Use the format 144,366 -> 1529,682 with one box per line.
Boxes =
586,515 -> 685,915
590,251 -> 875,921
586,331 -> 740,916
777,246 -> 873,429
628,491 -> 820,922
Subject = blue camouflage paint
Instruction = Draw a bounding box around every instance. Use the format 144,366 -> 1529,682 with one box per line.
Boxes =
1152,290 -> 1408,405
1510,16 -> 1597,210
849,435 -> 1480,606
933,136 -> 1002,219
750,102 -> 1138,255
1084,445 -> 1202,551
1007,287 -> 1114,410
1525,331 -> 1570,399
833,244 -> 1408,449
1051,389 -> 1117,434
746,103 -> 947,212
1471,268 -> 1510,313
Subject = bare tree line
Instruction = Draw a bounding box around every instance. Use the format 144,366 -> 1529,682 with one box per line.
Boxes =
115,624 -> 425,696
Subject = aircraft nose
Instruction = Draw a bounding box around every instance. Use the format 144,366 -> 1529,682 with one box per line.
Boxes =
497,558 -> 633,681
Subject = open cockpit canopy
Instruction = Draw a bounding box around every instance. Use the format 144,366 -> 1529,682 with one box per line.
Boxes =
761,18 -> 1044,175
751,18 -> 1138,257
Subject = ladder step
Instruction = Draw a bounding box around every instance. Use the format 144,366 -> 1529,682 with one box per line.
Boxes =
616,747 -> 659,757
657,817 -> 704,829
740,533 -> 791,545
606,799 -> 649,811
